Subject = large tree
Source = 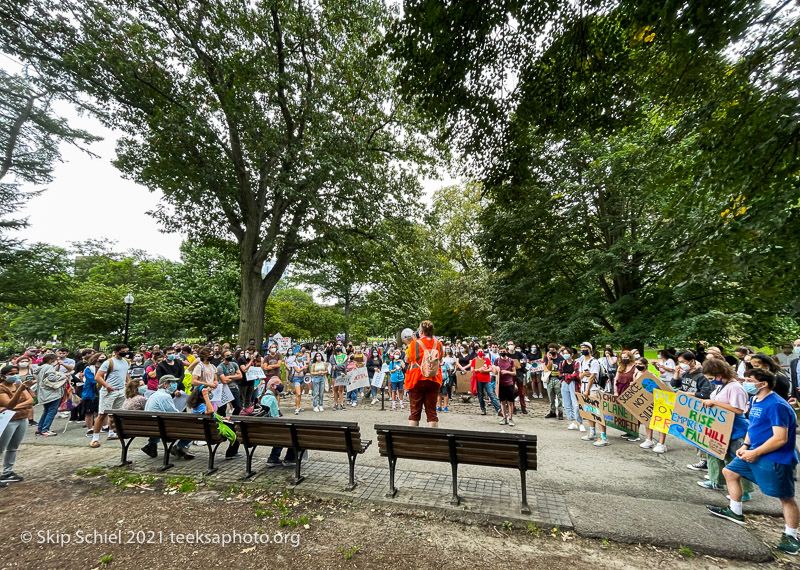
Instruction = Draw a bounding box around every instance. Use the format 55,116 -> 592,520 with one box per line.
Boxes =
0,0 -> 432,346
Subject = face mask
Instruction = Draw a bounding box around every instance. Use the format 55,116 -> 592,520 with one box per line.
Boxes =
581,350 -> 589,356
372,352 -> 378,356
507,346 -> 514,352
621,358 -> 630,364
224,356 -> 233,362
138,385 -> 147,395
679,363 -> 690,372
394,355 -> 400,360
18,361 -> 29,368
169,382 -> 178,392
167,354 -> 176,361
270,348 -> 277,353
336,348 -> 342,353
119,351 -> 129,358
135,357 -> 143,362
287,352 -> 294,357
562,352 -> 570,358
276,384 -> 284,393
635,365 -> 646,371
5,375 -> 20,383
794,346 -> 800,355
742,381 -> 760,395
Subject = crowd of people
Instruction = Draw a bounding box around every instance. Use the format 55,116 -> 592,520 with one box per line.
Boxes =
0,331 -> 799,554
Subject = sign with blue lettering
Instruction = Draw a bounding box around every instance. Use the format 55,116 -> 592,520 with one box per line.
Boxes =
668,391 -> 734,460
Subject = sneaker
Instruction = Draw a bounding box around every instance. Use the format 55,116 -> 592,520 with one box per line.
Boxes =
639,439 -> 655,449
41,431 -> 58,437
544,412 -> 557,418
497,410 -> 503,417
172,448 -> 195,460
481,409 -> 487,416
688,460 -> 708,471
391,403 -> 396,410
568,422 -> 579,430
319,407 -> 324,412
85,430 -> 94,438
372,399 -> 378,405
0,472 -> 23,483
313,406 -> 319,412
579,424 -> 586,432
593,438 -> 611,447
698,480 -> 724,490
58,411 -> 70,419
34,430 -> 42,436
399,402 -> 404,409
443,407 -> 449,412
266,459 -> 282,467
521,409 -> 528,415
525,396 -> 530,402
507,419 -> 515,427
704,474 -> 710,480
28,419 -> 37,426
107,431 -> 119,441
581,434 -> 597,441
282,459 -> 296,467
706,505 -> 746,525
437,407 -> 442,412
778,534 -> 800,556
652,443 -> 667,454
140,444 -> 158,458
557,413 -> 564,420
351,401 -> 357,407
295,409 -> 300,415
726,493 -> 751,502
89,440 -> 100,448
499,418 -> 507,425
514,397 -> 520,402
101,425 -> 109,432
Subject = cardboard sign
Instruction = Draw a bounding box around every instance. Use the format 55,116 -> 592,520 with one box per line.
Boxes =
455,370 -> 473,394
617,373 -> 671,426
650,389 -> 676,434
371,371 -> 386,388
576,392 -> 604,425
668,391 -> 735,460
245,366 -> 266,381
270,334 -> 292,355
346,367 -> 370,392
334,375 -> 349,387
598,392 -> 640,436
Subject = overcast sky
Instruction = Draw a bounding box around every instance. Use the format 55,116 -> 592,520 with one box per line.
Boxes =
13,99 -> 458,262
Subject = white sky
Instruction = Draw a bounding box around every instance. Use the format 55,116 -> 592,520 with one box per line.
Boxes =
13,105 -> 458,261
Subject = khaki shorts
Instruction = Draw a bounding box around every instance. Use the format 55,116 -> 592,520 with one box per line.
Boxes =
98,388 -> 126,414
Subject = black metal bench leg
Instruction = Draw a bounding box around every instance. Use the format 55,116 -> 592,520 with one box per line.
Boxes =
386,457 -> 398,498
450,461 -> 460,506
243,445 -> 258,479
345,453 -> 357,491
119,438 -> 134,467
519,469 -> 531,515
206,442 -> 221,476
290,448 -> 305,486
158,440 -> 176,472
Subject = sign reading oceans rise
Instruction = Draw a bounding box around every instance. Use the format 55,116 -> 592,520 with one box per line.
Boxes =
668,391 -> 734,460
617,373 -> 671,426
650,389 -> 676,434
576,392 -> 604,425
598,392 -> 640,436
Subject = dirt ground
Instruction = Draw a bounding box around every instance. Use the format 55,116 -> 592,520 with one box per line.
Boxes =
0,446 -> 796,570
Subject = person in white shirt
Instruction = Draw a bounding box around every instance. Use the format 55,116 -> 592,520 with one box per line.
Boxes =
655,349 -> 677,385
776,344 -> 794,373
578,342 -> 608,447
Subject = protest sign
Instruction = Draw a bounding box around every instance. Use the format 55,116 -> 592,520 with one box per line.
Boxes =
576,392 -> 604,425
650,389 -> 676,434
0,410 -> 15,438
334,375 -> 349,387
172,392 -> 189,412
371,371 -> 386,388
598,392 -> 640,436
245,366 -> 266,381
270,334 -> 292,355
668,391 -> 734,460
529,361 -> 543,373
346,367 -> 370,392
617,373 -> 671,426
455,371 -> 473,394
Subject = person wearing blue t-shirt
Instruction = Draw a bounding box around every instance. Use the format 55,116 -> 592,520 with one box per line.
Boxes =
707,368 -> 800,555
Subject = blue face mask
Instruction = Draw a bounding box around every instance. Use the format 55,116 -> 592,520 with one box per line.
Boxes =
167,354 -> 176,361
5,375 -> 20,383
169,382 -> 178,392
742,381 -> 760,395
276,384 -> 284,393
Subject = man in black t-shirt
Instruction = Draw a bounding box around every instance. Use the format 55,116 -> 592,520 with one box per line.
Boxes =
237,347 -> 260,408
156,346 -> 185,380
507,341 -> 528,414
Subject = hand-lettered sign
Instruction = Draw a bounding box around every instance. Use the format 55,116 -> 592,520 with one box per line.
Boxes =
599,391 -> 640,436
617,372 -> 671,426
668,391 -> 734,460
650,389 -> 676,434
577,392 -> 604,425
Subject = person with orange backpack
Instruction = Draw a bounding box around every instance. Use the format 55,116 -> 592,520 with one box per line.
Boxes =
404,321 -> 444,428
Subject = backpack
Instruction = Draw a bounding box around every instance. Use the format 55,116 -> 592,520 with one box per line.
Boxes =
415,339 -> 441,379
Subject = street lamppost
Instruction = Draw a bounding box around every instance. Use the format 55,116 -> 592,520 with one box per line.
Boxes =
123,293 -> 134,345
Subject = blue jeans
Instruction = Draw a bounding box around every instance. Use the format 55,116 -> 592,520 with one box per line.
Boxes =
561,381 -> 581,422
311,376 -> 325,408
38,400 -> 60,433
347,388 -> 360,403
477,382 -> 501,412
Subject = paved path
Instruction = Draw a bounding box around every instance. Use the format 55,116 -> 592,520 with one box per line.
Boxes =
22,391 -> 777,561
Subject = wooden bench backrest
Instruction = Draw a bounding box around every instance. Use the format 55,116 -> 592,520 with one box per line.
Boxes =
374,424 -> 537,470
234,417 -> 362,452
111,411 -> 223,443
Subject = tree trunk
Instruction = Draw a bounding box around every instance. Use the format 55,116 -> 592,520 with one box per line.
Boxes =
238,260 -> 269,348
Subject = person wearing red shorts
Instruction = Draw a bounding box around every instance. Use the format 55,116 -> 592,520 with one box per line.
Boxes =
405,321 -> 444,428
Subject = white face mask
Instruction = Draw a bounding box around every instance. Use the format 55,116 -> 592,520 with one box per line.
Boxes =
679,362 -> 690,372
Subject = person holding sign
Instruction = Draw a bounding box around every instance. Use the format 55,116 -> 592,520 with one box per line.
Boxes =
472,349 -> 501,416
405,321 -> 444,428
0,365 -> 35,486
579,342 -> 609,447
495,349 -> 517,426
696,359 -> 754,497
329,346 -> 348,410
366,349 -> 383,405
708,368 -> 800,556
560,348 -> 584,432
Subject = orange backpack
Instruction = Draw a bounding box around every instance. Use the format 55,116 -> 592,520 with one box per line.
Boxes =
415,339 -> 441,379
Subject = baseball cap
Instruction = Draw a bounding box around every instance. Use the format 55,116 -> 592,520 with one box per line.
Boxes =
581,342 -> 593,351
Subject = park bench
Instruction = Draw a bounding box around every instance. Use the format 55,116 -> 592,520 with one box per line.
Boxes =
233,417 -> 371,490
110,410 -> 228,475
375,424 -> 537,514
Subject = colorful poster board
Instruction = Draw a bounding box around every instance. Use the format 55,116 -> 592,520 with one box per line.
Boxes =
576,392 -> 604,425
649,389 -> 676,434
668,391 -> 734,460
598,392 -> 640,436
617,373 -> 671,426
